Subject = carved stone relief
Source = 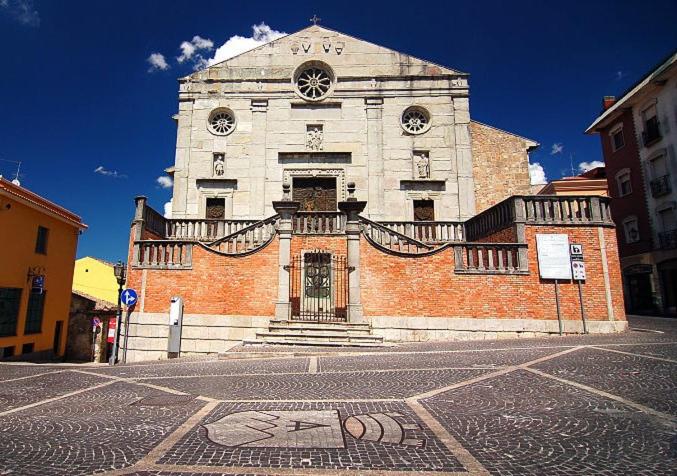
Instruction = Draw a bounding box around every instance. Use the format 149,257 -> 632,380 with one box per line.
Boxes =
283,168 -> 346,201
306,125 -> 324,151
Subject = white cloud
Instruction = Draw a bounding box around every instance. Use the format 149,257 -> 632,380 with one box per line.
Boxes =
177,35 -> 214,67
1,0 -> 40,26
529,162 -> 548,185
205,22 -> 287,68
578,160 -> 604,173
156,175 -> 173,189
163,201 -> 172,218
94,165 -> 126,179
550,143 -> 563,155
147,53 -> 169,72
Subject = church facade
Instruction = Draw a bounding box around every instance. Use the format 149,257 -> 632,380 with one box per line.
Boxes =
124,25 -> 626,362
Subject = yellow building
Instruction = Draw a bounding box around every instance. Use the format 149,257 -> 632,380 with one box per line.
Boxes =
0,176 -> 87,359
73,257 -> 119,305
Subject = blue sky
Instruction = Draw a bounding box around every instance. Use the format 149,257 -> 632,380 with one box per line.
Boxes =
1,0 -> 676,261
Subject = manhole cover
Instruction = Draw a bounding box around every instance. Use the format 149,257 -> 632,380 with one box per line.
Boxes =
132,394 -> 196,406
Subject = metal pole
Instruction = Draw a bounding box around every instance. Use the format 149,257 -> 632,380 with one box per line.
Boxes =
554,279 -> 563,335
109,283 -> 122,365
577,280 -> 588,334
122,309 -> 131,364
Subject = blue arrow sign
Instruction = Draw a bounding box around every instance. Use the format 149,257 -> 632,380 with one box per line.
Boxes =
121,289 -> 138,307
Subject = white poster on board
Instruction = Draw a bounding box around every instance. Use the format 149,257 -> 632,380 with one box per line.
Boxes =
536,234 -> 572,280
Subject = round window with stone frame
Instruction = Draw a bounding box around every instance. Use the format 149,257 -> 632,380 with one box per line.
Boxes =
401,106 -> 432,135
207,108 -> 236,136
293,62 -> 335,101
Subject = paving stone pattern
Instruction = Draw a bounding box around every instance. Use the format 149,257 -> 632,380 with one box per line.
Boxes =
422,369 -> 675,475
0,315 -> 675,475
0,381 -> 205,476
160,401 -> 462,472
0,370 -> 110,411
534,347 -> 677,415
89,357 -> 309,379
139,368 -> 489,400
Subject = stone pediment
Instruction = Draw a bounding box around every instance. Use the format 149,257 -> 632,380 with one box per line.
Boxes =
183,25 -> 466,83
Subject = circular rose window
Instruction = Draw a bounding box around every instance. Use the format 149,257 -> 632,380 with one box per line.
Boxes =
208,108 -> 236,135
294,62 -> 334,101
401,106 -> 431,134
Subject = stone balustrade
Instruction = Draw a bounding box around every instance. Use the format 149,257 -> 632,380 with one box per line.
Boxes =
454,243 -> 528,274
465,195 -> 614,241
292,212 -> 345,234
133,240 -> 193,269
521,195 -> 612,225
379,221 -> 464,243
166,219 -> 258,241
360,216 -> 434,255
201,215 -> 279,255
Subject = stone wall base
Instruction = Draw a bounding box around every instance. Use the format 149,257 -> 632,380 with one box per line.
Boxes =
122,312 -> 628,363
370,316 -> 628,342
122,312 -> 269,363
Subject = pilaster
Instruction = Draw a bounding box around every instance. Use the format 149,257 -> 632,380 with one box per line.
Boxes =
250,99 -> 269,218
338,183 -> 368,323
272,184 -> 300,320
365,97 -> 384,219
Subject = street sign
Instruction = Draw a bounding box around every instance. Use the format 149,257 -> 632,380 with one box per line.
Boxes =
536,234 -> 572,280
92,317 -> 102,328
31,275 -> 45,294
121,288 -> 138,307
570,243 -> 583,258
572,260 -> 587,281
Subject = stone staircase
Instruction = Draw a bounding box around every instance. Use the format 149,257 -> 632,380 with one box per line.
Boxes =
244,320 -> 388,347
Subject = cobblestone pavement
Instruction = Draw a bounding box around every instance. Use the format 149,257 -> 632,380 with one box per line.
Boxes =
0,315 -> 674,475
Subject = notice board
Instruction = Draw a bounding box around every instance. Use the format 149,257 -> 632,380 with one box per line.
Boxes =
536,234 -> 572,280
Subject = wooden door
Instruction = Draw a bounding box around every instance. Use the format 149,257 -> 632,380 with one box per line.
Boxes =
292,178 -> 337,211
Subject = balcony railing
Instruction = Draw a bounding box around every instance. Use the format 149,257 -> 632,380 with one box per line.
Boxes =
650,175 -> 672,198
642,120 -> 661,147
658,229 -> 677,250
453,243 -> 528,274
133,240 -> 193,269
292,212 -> 345,234
379,221 -> 464,243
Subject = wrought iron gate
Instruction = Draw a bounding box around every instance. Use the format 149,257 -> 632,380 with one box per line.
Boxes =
289,251 -> 348,322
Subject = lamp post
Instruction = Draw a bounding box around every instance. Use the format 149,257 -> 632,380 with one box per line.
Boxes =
109,261 -> 127,366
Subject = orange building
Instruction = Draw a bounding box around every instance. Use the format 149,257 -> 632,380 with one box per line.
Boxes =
537,167 -> 609,196
0,176 -> 87,359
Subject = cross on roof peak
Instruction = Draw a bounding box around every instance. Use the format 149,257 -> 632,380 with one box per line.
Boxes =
309,14 -> 321,25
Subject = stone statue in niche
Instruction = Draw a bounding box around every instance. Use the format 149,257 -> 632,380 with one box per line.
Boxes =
306,125 -> 324,151
414,152 -> 430,179
213,154 -> 225,177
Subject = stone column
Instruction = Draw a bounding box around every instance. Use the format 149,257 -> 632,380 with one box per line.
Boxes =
250,99 -> 269,218
365,97 -> 384,219
338,183 -> 368,323
272,184 -> 300,320
131,196 -> 147,266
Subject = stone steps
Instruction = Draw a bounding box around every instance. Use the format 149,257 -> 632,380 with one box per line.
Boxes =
243,319 -> 388,347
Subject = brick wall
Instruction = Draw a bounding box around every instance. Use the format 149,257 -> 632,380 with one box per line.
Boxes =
471,121 -> 533,213
126,235 -> 279,316
361,225 -> 625,322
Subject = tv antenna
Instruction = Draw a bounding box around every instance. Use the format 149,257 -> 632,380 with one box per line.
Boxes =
0,158 -> 22,186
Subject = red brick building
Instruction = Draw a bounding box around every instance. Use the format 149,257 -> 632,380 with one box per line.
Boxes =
122,25 -> 626,361
586,51 -> 677,316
